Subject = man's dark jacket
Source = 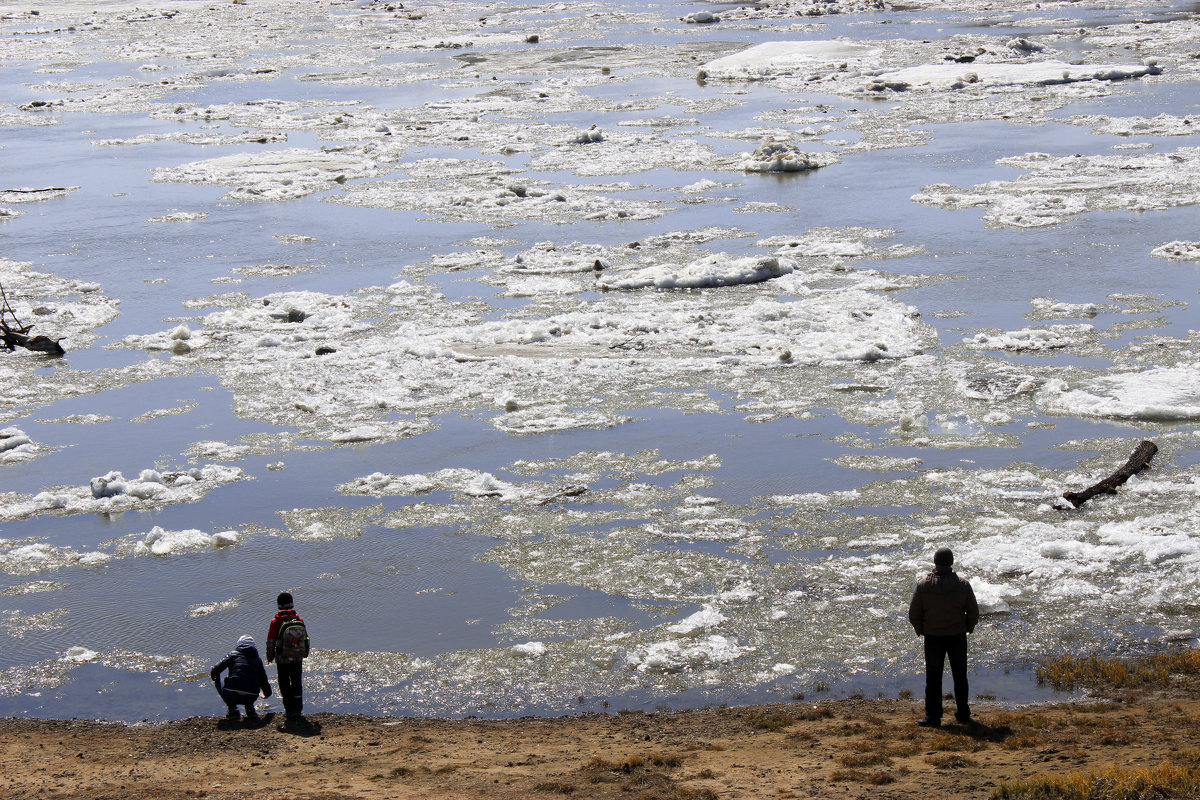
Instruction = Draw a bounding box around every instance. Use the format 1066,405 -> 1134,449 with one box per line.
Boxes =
908,566 -> 979,636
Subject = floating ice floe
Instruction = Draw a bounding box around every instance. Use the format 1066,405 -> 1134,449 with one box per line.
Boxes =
62,646 -> 100,664
187,598 -> 240,618
510,641 -> 547,659
740,139 -> 837,173
0,608 -> 67,638
118,237 -> 934,442
339,468 -> 561,504
598,255 -> 792,290
1069,113 -> 1199,138
0,427 -> 40,463
0,258 -> 119,352
152,147 -> 386,201
278,505 -> 384,541
1036,367 -> 1200,421
134,526 -> 239,556
0,187 -> 78,205
626,634 -> 752,673
860,60 -> 1162,93
965,324 -> 1096,352
913,147 -> 1200,227
1151,241 -> 1200,261
147,211 -> 208,223
701,40 -> 879,81
572,124 -> 604,144
666,605 -> 727,635
331,158 -> 672,224
683,11 -> 719,24
0,465 -> 247,523
0,541 -> 112,576
1029,298 -> 1101,320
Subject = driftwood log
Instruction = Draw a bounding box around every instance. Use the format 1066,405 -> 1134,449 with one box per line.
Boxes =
0,281 -> 64,356
1,329 -> 65,355
1062,440 -> 1158,508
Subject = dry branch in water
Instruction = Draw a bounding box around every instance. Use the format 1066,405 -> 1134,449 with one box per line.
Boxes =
1062,440 -> 1158,508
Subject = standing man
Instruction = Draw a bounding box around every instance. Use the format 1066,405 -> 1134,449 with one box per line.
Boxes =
908,547 -> 979,727
266,591 -> 310,728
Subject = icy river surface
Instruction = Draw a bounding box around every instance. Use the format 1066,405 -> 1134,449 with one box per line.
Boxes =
1,0 -> 1199,721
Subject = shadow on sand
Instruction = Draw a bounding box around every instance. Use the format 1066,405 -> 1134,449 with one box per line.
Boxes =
216,712 -> 275,731
277,717 -> 322,737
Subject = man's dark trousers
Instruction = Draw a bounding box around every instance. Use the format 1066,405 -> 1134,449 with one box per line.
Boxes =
924,633 -> 969,722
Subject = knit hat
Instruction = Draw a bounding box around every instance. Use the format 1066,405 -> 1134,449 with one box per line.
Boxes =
277,591 -> 294,609
933,547 -> 954,566
237,635 -> 255,648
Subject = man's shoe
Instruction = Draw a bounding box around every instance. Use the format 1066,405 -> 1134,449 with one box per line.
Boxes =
955,715 -> 974,726
917,717 -> 941,727
225,708 -> 240,721
244,708 -> 260,720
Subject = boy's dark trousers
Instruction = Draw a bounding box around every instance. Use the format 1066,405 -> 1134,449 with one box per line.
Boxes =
276,662 -> 303,717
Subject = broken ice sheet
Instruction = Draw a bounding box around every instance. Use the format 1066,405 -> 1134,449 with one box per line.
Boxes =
0,465 -> 247,524
913,147 -> 1200,228
329,159 -> 672,225
151,147 -> 390,202
1036,366 -> 1200,421
277,505 -> 385,542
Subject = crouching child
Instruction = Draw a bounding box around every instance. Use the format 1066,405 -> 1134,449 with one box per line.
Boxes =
211,634 -> 272,722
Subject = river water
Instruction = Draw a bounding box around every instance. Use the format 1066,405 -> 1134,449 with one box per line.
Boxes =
1,0 -> 1198,721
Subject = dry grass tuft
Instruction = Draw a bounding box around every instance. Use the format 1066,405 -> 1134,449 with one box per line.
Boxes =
534,781 -> 576,794
831,768 -> 896,785
993,757 -> 1200,799
794,705 -> 834,721
751,713 -> 794,732
1036,649 -> 1200,691
929,731 -> 988,753
839,752 -> 892,768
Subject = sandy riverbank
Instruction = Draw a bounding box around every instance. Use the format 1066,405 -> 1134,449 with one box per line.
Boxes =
4,684 -> 1199,800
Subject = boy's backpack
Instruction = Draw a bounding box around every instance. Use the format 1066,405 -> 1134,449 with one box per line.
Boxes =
276,617 -> 309,660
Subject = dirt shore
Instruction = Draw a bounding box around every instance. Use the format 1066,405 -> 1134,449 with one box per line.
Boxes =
4,685 -> 1200,800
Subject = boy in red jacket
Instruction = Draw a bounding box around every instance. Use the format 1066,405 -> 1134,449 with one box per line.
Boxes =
266,591 -> 310,727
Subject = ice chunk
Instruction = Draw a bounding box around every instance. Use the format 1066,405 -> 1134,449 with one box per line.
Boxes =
510,641 -> 547,658
702,40 -> 877,80
1151,241 -> 1200,261
627,634 -> 751,673
598,255 -> 792,290
864,61 -> 1161,93
667,605 -> 727,635
0,428 -> 33,453
62,646 -> 100,663
136,526 -> 215,556
741,140 -> 834,173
